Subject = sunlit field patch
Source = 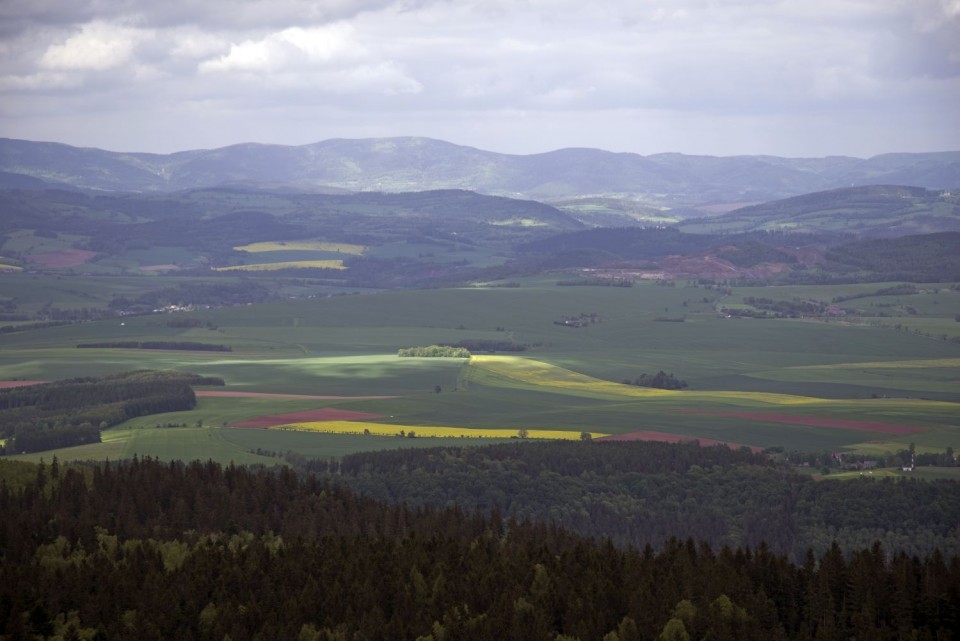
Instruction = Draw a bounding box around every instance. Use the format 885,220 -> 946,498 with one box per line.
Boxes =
0,263 -> 22,271
214,260 -> 346,271
234,241 -> 366,255
467,355 -> 828,405
272,420 -> 601,440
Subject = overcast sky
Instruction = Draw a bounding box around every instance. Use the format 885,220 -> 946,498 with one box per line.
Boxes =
1,0 -> 958,157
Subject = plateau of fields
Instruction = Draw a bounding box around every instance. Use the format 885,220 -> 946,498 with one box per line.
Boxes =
2,274 -> 958,464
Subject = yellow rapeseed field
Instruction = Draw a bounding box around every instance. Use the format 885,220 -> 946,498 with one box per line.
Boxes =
233,241 -> 366,255
0,263 -> 23,271
272,420 -> 602,440
214,260 -> 346,272
468,355 -> 832,406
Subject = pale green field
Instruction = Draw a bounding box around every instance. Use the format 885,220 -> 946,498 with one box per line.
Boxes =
234,241 -> 366,254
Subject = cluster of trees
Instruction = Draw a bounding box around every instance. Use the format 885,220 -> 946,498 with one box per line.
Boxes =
299,441 -> 960,562
830,284 -> 917,303
623,371 -> 689,389
397,345 -> 471,358
554,312 -> 601,328
0,371 -> 221,454
77,341 -> 231,352
0,455 -> 957,640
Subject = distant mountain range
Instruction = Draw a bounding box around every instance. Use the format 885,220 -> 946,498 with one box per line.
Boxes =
1,137 -> 958,207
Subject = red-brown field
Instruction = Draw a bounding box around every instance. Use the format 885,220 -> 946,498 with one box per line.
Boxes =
230,408 -> 384,428
597,430 -> 761,451
0,380 -> 46,389
196,391 -> 395,400
140,264 -> 180,272
673,409 -> 925,435
29,249 -> 97,268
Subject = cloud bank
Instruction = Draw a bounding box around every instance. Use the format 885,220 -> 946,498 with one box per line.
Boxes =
1,0 -> 957,157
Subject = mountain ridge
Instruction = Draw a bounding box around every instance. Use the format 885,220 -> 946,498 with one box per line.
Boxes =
1,136 -> 958,206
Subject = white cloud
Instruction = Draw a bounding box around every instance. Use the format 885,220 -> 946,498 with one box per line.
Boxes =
40,21 -> 142,71
199,23 -> 362,73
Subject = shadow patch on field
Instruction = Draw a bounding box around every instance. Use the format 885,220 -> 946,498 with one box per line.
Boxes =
672,409 -> 925,434
597,430 -> 760,451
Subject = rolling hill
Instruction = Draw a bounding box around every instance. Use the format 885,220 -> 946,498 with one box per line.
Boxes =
676,185 -> 960,236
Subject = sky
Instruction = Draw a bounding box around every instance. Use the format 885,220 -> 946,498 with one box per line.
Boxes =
1,0 -> 958,158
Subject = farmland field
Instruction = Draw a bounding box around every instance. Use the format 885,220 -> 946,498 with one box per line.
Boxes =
2,275 -> 958,463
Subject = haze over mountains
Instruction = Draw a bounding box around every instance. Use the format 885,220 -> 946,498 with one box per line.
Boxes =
1,137 -> 958,208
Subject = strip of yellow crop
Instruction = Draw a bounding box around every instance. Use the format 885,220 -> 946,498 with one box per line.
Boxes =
214,260 -> 346,271
272,420 -> 603,440
468,355 -> 828,406
233,241 -> 366,255
790,358 -> 960,370
0,263 -> 23,271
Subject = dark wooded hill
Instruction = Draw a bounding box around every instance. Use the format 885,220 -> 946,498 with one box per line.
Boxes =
1,455 -> 957,640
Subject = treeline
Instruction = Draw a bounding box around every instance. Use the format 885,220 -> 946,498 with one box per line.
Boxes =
741,296 -> 829,317
0,371 -> 221,454
300,441 -> 960,562
77,341 -> 232,352
556,278 -> 633,287
830,283 -> 917,303
1,456 -> 957,640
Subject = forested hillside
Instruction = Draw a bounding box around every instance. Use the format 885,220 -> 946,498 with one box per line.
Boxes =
0,371 -> 222,454
303,441 -> 960,561
1,456 -> 957,641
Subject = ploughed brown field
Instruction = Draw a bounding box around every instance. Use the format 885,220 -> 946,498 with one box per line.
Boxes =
673,409 -> 925,435
29,249 -> 97,268
196,391 -> 395,400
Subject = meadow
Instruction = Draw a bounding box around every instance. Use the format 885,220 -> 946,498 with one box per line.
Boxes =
2,274 -> 958,464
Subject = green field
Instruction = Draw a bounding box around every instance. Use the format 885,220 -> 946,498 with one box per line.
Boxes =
2,276 -> 958,463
